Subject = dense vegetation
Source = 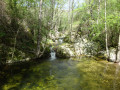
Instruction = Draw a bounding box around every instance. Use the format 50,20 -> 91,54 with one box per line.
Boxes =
0,0 -> 120,63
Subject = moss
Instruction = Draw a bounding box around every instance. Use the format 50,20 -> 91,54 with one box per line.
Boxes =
56,46 -> 70,58
63,36 -> 70,43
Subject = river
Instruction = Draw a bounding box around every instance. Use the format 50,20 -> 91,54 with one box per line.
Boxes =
0,57 -> 120,90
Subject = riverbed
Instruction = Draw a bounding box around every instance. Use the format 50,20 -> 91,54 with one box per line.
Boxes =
0,57 -> 120,90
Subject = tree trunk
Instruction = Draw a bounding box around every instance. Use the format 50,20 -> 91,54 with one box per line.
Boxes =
68,0 -> 71,23
0,0 -> 3,17
12,28 -> 20,59
97,0 -> 100,24
105,0 -> 109,60
51,0 -> 55,21
89,0 -> 93,19
117,34 -> 120,62
68,0 -> 71,41
50,0 -> 55,29
33,2 -> 37,42
70,0 -> 74,41
36,0 -> 43,57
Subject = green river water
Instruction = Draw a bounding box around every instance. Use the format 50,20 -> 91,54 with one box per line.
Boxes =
0,57 -> 120,90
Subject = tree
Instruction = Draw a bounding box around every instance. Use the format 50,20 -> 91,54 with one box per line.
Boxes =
70,0 -> 74,41
105,0 -> 109,59
117,34 -> 120,61
89,0 -> 93,19
97,0 -> 100,24
36,0 -> 43,57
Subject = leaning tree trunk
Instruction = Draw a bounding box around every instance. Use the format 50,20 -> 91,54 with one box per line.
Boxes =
36,0 -> 43,57
105,0 -> 109,60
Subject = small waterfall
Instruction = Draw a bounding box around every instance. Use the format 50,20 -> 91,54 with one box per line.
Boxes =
59,38 -> 63,44
50,47 -> 56,60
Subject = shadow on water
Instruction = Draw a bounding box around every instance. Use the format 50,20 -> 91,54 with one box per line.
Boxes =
1,57 -> 120,90
0,60 -> 49,90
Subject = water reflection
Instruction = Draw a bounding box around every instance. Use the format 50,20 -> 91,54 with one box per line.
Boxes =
0,58 -> 120,90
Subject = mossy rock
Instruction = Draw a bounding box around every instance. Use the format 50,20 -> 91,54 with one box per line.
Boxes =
63,36 -> 70,43
56,47 -> 70,58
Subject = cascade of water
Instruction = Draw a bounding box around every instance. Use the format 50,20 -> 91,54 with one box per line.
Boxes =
59,38 -> 63,44
50,47 -> 56,60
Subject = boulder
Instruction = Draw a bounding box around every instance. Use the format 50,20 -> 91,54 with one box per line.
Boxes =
109,48 -> 116,62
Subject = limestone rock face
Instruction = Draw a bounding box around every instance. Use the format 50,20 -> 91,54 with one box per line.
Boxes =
56,44 -> 75,58
108,47 -> 120,62
117,51 -> 120,62
109,48 -> 116,62
74,38 -> 98,56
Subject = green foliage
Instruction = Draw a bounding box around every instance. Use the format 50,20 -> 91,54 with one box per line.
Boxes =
1,0 -> 120,62
73,0 -> 120,51
0,32 -> 5,38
